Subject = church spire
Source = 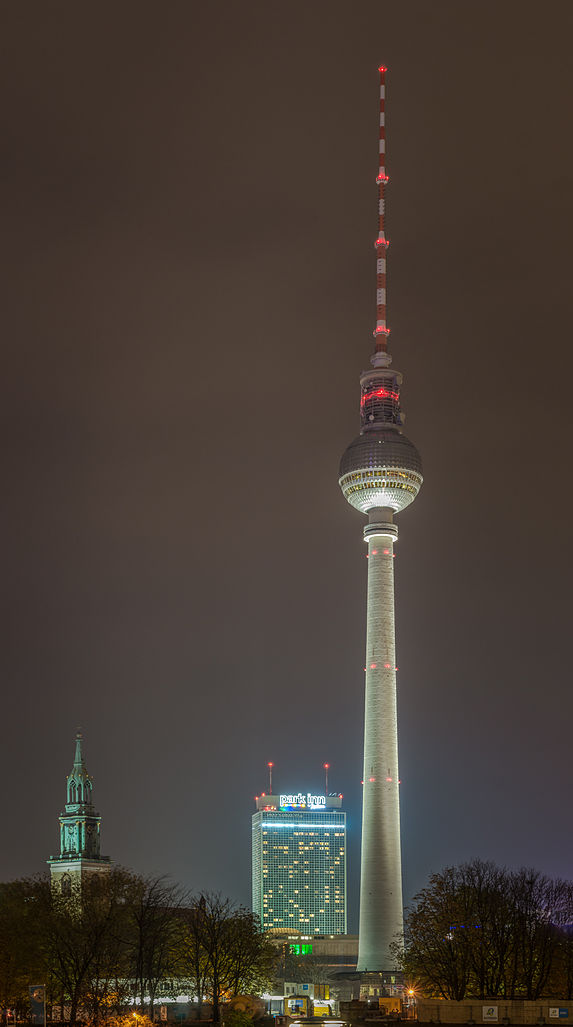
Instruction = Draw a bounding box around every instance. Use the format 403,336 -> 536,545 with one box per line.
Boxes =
74,731 -> 84,767
66,731 -> 94,809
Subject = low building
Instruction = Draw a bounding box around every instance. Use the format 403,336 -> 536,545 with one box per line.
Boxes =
263,928 -> 359,1016
416,1000 -> 573,1025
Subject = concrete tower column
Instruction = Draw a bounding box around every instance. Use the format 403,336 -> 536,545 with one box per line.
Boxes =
357,509 -> 403,971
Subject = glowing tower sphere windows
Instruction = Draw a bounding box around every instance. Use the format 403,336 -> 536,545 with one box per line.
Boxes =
339,428 -> 422,514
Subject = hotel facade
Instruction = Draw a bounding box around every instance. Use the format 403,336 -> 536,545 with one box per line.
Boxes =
252,791 -> 347,934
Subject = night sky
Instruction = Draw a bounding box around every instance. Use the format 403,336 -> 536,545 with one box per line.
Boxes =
2,2 -> 573,931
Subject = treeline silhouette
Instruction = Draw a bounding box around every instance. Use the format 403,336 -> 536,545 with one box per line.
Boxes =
0,871 -> 275,1025
399,860 -> 573,1000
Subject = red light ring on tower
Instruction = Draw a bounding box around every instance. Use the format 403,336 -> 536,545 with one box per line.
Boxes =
360,385 -> 399,407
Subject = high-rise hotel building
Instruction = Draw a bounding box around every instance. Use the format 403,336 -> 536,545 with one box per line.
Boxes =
252,792 -> 347,934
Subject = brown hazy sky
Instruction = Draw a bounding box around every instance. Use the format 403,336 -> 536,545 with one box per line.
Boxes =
1,1 -> 573,928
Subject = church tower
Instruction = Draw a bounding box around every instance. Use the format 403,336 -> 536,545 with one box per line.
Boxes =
48,733 -> 111,894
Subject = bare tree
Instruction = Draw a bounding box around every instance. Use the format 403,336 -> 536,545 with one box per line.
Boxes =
400,865 -> 472,999
180,897 -> 212,1021
0,878 -> 46,1019
508,869 -> 566,1000
38,871 -> 131,1026
401,860 -> 573,1001
125,874 -> 186,1019
181,894 -> 274,1023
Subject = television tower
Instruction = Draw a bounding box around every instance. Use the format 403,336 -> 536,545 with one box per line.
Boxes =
339,66 -> 423,972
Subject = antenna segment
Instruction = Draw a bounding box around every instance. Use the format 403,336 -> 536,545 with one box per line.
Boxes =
374,65 -> 390,359
268,762 -> 274,793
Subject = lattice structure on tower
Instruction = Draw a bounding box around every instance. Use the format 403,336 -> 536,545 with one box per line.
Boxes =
374,66 -> 390,351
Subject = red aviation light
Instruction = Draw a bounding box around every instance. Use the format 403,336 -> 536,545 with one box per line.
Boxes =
376,173 -> 389,184
361,386 -> 399,407
378,65 -> 388,73
374,237 -> 389,249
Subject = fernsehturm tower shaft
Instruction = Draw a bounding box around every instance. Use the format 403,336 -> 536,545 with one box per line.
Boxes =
339,66 -> 423,972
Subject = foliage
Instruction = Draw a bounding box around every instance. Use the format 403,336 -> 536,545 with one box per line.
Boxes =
180,893 -> 276,1023
39,869 -> 135,1024
223,1009 -> 257,1027
0,878 -> 46,1017
107,1015 -> 154,1027
124,874 -> 187,1017
399,859 -> 573,1001
0,874 -> 276,1026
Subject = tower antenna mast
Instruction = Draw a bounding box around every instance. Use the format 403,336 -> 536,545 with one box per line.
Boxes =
373,65 -> 391,365
268,762 -> 274,794
324,763 -> 330,795
338,64 -> 424,972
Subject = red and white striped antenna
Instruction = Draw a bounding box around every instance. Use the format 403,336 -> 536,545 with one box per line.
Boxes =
373,65 -> 391,365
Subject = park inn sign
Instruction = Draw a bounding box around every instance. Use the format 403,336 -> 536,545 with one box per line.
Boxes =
279,793 -> 326,810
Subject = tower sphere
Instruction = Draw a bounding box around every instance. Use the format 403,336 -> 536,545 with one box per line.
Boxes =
339,427 -> 423,514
